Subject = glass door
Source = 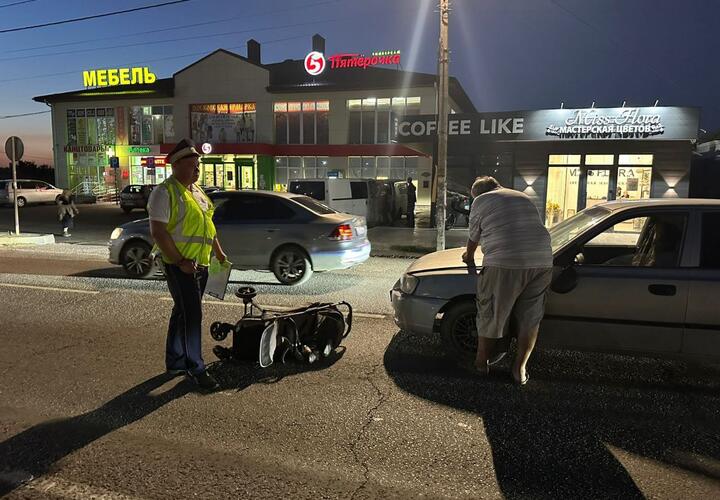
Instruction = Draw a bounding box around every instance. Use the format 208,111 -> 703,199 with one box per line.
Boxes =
582,168 -> 611,209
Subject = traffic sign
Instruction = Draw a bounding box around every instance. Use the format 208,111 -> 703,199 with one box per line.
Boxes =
110,156 -> 120,169
4,136 -> 23,161
146,156 -> 155,168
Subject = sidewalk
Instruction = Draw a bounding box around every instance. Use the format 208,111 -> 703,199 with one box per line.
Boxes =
368,226 -> 468,257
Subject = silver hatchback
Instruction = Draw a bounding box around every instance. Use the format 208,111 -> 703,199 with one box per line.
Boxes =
109,190 -> 371,285
391,199 -> 720,363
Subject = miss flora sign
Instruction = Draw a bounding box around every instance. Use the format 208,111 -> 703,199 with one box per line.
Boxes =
304,50 -> 401,75
395,106 -> 699,143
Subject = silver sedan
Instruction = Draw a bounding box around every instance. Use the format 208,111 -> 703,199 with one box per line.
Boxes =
391,199 -> 720,362
109,190 -> 370,285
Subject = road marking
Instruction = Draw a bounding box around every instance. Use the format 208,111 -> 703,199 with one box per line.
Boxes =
0,470 -> 143,500
159,297 -> 388,318
0,283 -> 99,295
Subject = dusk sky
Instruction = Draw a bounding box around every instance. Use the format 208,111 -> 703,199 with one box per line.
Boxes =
0,0 -> 718,165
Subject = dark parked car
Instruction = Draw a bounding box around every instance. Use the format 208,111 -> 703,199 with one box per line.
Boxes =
120,184 -> 155,213
109,190 -> 371,285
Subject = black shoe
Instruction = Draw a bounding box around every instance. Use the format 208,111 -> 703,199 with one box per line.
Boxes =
166,368 -> 186,377
189,370 -> 220,391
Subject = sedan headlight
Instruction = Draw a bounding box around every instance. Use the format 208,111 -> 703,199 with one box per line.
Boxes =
110,227 -> 124,240
399,273 -> 419,295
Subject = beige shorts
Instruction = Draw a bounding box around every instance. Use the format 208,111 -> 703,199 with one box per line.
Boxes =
476,266 -> 553,339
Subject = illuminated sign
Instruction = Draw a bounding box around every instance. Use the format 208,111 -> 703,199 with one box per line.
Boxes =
141,156 -> 166,167
303,50 -> 401,75
546,108 -> 664,139
190,103 -> 255,113
83,67 -> 157,88
64,144 -> 107,153
201,143 -> 212,154
128,146 -> 151,154
304,51 -> 326,76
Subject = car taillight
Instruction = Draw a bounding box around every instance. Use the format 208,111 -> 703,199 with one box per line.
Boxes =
329,224 -> 354,240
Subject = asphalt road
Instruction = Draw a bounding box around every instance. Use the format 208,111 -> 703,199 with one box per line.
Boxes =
0,266 -> 720,498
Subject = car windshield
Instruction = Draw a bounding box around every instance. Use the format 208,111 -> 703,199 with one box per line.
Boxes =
291,195 -> 337,215
548,206 -> 612,252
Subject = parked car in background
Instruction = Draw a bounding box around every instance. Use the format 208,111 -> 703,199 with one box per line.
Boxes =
202,186 -> 223,195
392,199 -> 720,363
119,184 -> 155,213
109,190 -> 371,285
0,179 -> 63,207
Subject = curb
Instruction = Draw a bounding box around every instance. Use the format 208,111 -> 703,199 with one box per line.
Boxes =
0,232 -> 55,246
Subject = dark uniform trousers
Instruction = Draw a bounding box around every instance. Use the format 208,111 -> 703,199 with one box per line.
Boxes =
164,263 -> 209,375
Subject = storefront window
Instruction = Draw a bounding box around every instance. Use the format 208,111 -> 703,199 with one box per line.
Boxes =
274,100 -> 329,145
617,166 -> 652,200
190,103 -> 255,144
66,107 -> 115,147
549,154 -> 581,165
619,154 -> 653,165
348,96 -> 421,144
274,156 -> 328,188
585,154 -> 614,165
130,105 -> 173,145
349,156 -> 418,180
546,166 -> 580,227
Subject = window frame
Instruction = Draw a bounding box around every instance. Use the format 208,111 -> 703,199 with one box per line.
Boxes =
562,208 -> 692,269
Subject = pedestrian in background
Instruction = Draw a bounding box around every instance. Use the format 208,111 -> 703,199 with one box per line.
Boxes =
406,177 -> 416,228
462,176 -> 553,385
56,189 -> 79,238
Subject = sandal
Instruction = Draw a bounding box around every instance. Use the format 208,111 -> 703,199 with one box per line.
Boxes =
513,372 -> 529,385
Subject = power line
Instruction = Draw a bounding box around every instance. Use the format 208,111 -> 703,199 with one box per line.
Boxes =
0,17 -> 342,62
0,33 -> 312,85
0,110 -> 50,119
0,0 -> 192,34
0,0 -> 36,9
5,0 -> 339,54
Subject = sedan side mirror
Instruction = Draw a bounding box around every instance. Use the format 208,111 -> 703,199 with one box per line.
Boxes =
551,264 -> 578,294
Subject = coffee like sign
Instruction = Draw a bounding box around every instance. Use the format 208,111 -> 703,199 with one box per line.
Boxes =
547,108 -> 665,138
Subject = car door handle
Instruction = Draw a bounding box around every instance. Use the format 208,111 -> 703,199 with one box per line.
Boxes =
648,284 -> 676,296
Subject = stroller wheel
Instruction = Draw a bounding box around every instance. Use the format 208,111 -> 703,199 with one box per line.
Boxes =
210,322 -> 229,341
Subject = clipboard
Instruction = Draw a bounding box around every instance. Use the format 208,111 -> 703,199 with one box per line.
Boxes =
205,257 -> 232,300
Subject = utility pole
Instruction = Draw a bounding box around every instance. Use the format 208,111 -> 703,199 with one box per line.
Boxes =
436,0 -> 450,251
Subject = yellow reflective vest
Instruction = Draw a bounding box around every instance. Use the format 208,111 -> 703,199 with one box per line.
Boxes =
157,177 -> 216,266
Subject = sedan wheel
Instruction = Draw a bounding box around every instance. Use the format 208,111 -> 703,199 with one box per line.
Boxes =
271,247 -> 313,286
121,242 -> 157,278
440,301 -> 478,361
16,196 -> 26,208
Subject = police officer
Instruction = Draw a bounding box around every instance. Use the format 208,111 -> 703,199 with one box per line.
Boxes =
147,138 -> 227,391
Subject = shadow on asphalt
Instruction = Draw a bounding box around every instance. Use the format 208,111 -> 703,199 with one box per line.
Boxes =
207,347 -> 346,391
69,267 -> 139,279
383,329 -> 720,499
0,373 -> 192,496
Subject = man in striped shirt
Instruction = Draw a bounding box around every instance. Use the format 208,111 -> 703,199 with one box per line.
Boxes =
462,176 -> 553,385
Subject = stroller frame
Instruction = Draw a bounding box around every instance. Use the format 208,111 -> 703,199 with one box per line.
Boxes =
210,286 -> 353,366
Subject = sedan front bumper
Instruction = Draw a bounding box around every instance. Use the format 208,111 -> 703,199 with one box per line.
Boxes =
390,287 -> 446,336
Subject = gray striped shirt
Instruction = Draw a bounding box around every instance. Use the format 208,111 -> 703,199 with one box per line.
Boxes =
468,188 -> 553,269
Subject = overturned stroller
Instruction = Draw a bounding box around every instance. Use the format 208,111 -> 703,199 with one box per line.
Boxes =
210,287 -> 353,367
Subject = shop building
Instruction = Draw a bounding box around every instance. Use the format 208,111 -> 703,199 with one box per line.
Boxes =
396,106 -> 700,225
33,35 -> 476,208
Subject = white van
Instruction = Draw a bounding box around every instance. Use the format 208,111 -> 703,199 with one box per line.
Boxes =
288,178 -> 371,220
0,179 -> 64,207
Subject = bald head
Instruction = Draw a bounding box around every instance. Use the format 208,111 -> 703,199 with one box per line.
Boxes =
471,176 -> 501,198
